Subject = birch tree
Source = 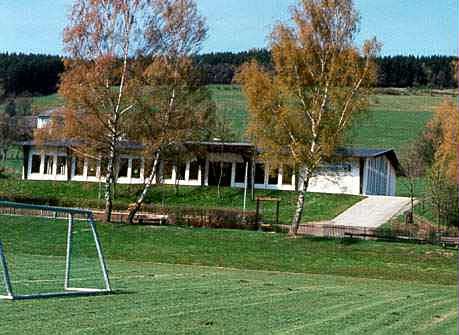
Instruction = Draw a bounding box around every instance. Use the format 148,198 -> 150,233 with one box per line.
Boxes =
60,0 -> 151,222
237,0 -> 379,235
126,0 -> 212,223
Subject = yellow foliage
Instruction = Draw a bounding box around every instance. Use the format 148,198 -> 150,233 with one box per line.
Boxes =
431,100 -> 459,183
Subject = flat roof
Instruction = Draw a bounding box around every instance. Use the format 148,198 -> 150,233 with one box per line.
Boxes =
19,140 -> 402,171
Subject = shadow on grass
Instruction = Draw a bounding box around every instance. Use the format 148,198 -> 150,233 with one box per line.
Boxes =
297,236 -> 365,245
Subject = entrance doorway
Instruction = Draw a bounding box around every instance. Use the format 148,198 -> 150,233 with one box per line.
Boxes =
208,162 -> 232,187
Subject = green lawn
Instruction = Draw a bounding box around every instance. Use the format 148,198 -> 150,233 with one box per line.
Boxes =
0,216 -> 457,334
0,177 -> 362,224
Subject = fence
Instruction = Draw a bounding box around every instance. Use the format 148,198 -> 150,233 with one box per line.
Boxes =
289,222 -> 459,245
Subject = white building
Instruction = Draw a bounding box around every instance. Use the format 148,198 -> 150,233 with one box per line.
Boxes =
20,139 -> 401,196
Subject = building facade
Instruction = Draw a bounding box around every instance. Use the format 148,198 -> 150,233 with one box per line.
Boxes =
21,140 -> 400,196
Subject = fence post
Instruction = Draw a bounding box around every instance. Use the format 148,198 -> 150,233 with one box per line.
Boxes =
276,200 -> 280,225
255,198 -> 260,228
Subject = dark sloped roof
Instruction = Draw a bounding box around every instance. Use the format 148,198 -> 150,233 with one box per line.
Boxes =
37,108 -> 64,118
335,147 -> 402,173
19,139 -> 143,150
335,148 -> 393,158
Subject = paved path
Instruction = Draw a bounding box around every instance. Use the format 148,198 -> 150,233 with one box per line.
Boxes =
331,196 -> 412,228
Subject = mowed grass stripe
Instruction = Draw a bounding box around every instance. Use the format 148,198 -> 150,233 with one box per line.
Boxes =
1,258 -> 456,335
66,281 -> 433,335
271,291 -> 447,335
1,217 -> 456,285
0,218 -> 456,334
371,299 -> 457,335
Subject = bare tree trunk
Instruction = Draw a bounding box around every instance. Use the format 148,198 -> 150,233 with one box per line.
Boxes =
289,171 -> 311,236
127,150 -> 160,224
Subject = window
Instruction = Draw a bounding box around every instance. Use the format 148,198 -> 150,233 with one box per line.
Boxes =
268,167 -> 279,185
56,157 -> 67,175
131,159 -> 142,179
100,159 -> 108,177
162,161 -> 173,180
144,159 -> 155,180
44,155 -> 54,175
254,163 -> 265,184
74,157 -> 84,176
87,159 -> 97,177
318,163 -> 352,173
118,158 -> 129,178
176,162 -> 187,181
234,162 -> 246,183
31,155 -> 41,173
282,166 -> 294,185
189,161 -> 200,181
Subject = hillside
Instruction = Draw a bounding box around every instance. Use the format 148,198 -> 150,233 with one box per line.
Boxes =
28,85 -> 452,152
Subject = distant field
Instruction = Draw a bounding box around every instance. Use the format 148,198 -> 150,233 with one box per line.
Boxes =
0,216 -> 457,334
29,85 -> 448,151
31,93 -> 64,112
209,86 -> 448,151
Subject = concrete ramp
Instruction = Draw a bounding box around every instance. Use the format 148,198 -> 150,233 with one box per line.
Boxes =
331,196 -> 412,228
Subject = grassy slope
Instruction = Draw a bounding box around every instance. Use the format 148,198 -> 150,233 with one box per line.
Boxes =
208,86 -> 447,152
0,178 -> 362,224
347,94 -> 444,151
30,86 -> 446,151
0,216 -> 457,334
31,93 -> 64,112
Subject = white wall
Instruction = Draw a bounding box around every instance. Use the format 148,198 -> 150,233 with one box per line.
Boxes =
36,116 -> 50,129
306,159 -> 361,195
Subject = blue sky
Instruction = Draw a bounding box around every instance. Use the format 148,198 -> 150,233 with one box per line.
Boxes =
0,0 -> 457,56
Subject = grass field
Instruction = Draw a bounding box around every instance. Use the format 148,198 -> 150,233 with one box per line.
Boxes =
0,215 -> 457,334
0,177 -> 362,224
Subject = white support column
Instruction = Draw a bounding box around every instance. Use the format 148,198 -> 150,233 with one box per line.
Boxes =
230,162 -> 236,187
185,162 -> 190,182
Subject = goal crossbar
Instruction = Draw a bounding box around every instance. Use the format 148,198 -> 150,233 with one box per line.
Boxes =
0,201 -> 112,300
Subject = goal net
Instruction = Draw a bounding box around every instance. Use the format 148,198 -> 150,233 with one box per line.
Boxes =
0,201 -> 111,300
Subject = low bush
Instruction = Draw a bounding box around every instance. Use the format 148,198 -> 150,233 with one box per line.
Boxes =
0,193 -> 258,230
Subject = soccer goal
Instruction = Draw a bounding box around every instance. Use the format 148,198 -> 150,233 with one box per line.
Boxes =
0,201 -> 111,300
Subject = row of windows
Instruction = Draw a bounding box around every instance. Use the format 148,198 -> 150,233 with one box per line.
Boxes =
31,154 -> 67,175
162,161 -> 200,181
73,157 -> 143,179
31,154 -> 201,182
235,163 -> 294,186
31,155 -> 144,179
30,153 -> 295,186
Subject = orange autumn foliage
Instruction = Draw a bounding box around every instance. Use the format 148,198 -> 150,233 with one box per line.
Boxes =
429,100 -> 459,184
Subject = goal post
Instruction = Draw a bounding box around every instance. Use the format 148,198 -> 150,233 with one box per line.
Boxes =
0,201 -> 112,300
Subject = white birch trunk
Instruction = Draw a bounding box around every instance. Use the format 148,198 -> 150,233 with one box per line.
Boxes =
289,169 -> 311,235
127,150 -> 161,224
104,142 -> 117,222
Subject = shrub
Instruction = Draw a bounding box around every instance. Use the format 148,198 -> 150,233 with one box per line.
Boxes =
0,193 -> 257,230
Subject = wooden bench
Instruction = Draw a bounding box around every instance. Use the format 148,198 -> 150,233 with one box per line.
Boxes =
440,237 -> 459,248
